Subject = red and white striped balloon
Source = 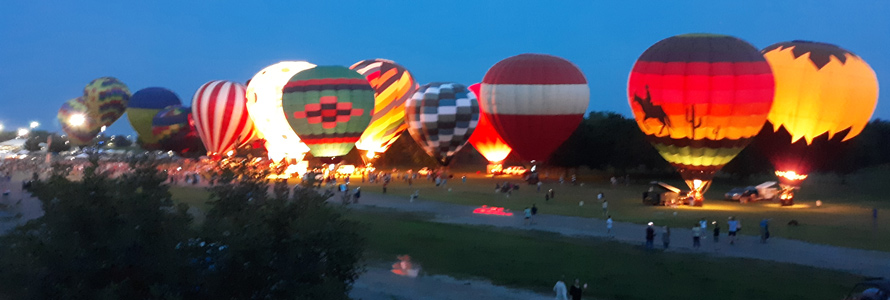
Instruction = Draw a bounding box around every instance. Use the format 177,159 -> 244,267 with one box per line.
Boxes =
191,80 -> 258,156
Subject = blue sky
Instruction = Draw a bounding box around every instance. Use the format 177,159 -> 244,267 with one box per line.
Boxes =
1,0 -> 887,136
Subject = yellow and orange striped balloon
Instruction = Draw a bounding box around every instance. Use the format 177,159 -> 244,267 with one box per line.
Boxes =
350,59 -> 418,157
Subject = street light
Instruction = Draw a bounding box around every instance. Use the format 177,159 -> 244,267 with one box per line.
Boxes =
0,124 -> 4,132
17,128 -> 29,137
29,121 -> 39,129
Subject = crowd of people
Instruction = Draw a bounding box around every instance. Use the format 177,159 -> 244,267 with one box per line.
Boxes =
642,216 -> 772,250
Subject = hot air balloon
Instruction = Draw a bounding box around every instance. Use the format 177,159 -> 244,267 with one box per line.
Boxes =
58,97 -> 101,146
628,34 -> 775,206
479,54 -> 589,162
467,83 -> 512,172
192,80 -> 259,158
405,82 -> 479,166
281,66 -> 374,163
83,77 -> 130,127
151,105 -> 205,157
349,59 -> 418,163
246,61 -> 316,162
128,87 -> 182,150
757,41 -> 878,205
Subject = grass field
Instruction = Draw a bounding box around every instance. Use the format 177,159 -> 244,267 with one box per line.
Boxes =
349,208 -> 860,300
167,182 -> 868,300
344,167 -> 890,252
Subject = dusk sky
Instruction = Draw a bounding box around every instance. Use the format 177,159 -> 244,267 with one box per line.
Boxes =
1,0 -> 887,136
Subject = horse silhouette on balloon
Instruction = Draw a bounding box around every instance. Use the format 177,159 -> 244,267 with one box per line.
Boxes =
632,86 -> 671,135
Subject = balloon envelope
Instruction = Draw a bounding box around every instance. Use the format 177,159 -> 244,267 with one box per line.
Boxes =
467,83 -> 511,163
191,80 -> 258,156
58,97 -> 101,146
350,59 -> 417,155
281,66 -> 375,159
480,53 -> 589,161
405,82 -> 479,166
627,34 -> 775,197
246,61 -> 315,161
128,87 -> 183,149
152,105 -> 205,157
757,41 -> 878,185
83,77 -> 130,127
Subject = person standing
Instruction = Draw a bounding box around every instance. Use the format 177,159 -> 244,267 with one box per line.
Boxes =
712,221 -> 721,243
531,204 -> 538,224
760,218 -> 770,243
599,192 -> 608,216
662,226 -> 671,249
524,207 -> 532,225
554,277 -> 568,300
537,181 -> 543,192
569,279 -> 588,300
645,222 -> 655,249
728,217 -> 740,245
699,218 -> 708,240
692,224 -> 702,249
352,187 -> 361,204
606,215 -> 614,238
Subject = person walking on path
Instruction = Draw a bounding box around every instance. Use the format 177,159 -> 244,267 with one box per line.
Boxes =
728,217 -> 741,245
606,215 -> 614,238
712,221 -> 720,243
353,187 -> 361,204
531,204 -> 538,225
645,222 -> 656,249
554,276 -> 568,300
760,218 -> 770,243
699,218 -> 708,240
692,224 -> 702,249
569,279 -> 588,300
524,207 -> 532,225
662,226 -> 671,249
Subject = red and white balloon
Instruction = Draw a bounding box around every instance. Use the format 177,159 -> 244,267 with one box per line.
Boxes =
191,80 -> 258,157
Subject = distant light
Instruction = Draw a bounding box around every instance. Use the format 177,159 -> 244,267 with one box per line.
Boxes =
17,128 -> 29,137
100,126 -> 107,132
0,124 -> 4,132
29,121 -> 39,129
365,151 -> 376,159
69,114 -> 87,127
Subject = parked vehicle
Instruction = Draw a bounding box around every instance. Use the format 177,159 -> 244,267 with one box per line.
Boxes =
724,181 -> 780,203
844,278 -> 890,300
643,181 -> 686,206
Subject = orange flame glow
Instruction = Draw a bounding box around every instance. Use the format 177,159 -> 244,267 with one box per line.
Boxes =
776,170 -> 808,181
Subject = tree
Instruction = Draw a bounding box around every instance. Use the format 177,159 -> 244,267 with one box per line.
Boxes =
109,135 -> 132,148
197,159 -> 365,299
0,155 -> 194,299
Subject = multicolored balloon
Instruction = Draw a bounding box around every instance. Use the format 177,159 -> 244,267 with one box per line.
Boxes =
127,87 -> 183,150
58,97 -> 101,146
628,34 -> 775,203
405,82 -> 479,166
191,80 -> 258,157
282,66 -> 375,160
479,54 -> 589,161
245,61 -> 315,162
83,77 -> 130,127
151,105 -> 205,157
757,41 -> 878,187
349,59 -> 417,159
467,83 -> 511,164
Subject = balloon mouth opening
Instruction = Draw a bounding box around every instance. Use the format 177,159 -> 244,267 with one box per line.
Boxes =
318,157 -> 343,164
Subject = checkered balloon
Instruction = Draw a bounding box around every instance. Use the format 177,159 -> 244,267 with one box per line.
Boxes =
405,82 -> 479,166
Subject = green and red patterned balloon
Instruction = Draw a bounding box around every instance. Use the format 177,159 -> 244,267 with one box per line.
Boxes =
281,66 -> 375,160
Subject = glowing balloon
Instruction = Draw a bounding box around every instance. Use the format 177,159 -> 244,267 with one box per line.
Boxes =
151,105 -> 205,157
128,87 -> 183,149
83,77 -> 130,127
246,61 -> 315,162
281,66 -> 375,161
58,97 -> 101,146
628,34 -> 775,204
405,82 -> 479,166
467,83 -> 512,163
191,80 -> 259,157
758,41 -> 878,188
480,54 -> 589,161
349,59 -> 417,159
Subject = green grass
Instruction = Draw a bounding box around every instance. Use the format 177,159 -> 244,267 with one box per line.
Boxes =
349,208 -> 861,300
349,171 -> 890,251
